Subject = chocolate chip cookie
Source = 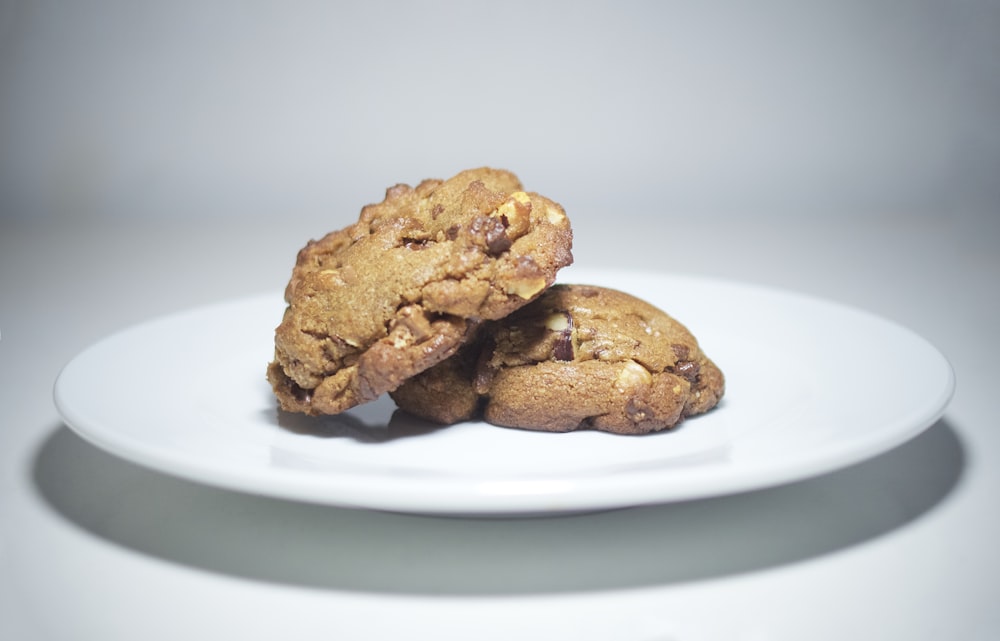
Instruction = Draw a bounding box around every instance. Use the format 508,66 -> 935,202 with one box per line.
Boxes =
267,168 -> 574,415
390,284 -> 724,434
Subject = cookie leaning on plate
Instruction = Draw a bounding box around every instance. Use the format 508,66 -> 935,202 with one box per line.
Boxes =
267,167 -> 574,415
390,284 -> 724,434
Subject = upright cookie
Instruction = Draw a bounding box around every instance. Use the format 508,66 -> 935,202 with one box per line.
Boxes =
390,284 -> 724,434
267,168 -> 574,415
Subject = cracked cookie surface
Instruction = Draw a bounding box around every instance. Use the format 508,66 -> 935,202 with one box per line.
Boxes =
390,284 -> 724,434
267,167 -> 574,415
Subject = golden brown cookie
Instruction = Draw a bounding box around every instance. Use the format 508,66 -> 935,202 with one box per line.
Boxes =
267,168 -> 574,415
390,284 -> 724,434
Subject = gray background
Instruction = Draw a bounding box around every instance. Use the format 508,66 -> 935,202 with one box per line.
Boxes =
3,0 -> 998,226
3,3 -> 1000,638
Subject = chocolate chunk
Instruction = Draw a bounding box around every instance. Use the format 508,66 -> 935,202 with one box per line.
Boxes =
552,314 -> 575,361
403,237 -> 431,250
484,218 -> 512,254
671,344 -> 690,361
673,361 -> 700,383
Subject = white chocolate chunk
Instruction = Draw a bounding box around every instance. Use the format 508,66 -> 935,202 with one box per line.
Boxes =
616,360 -> 652,392
506,277 -> 548,299
544,313 -> 570,331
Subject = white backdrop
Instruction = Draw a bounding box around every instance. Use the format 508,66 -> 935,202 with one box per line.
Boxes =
2,0 -> 998,225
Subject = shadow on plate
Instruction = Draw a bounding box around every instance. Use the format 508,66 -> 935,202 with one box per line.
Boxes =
33,419 -> 965,596
272,406 -> 448,441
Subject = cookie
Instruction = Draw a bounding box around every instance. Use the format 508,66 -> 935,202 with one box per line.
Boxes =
267,167 -> 574,415
390,284 -> 724,434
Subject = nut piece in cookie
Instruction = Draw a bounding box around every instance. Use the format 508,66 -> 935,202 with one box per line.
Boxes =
267,168 -> 574,415
390,284 -> 724,435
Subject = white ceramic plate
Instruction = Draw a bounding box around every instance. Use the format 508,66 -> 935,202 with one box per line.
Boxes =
54,268 -> 954,515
